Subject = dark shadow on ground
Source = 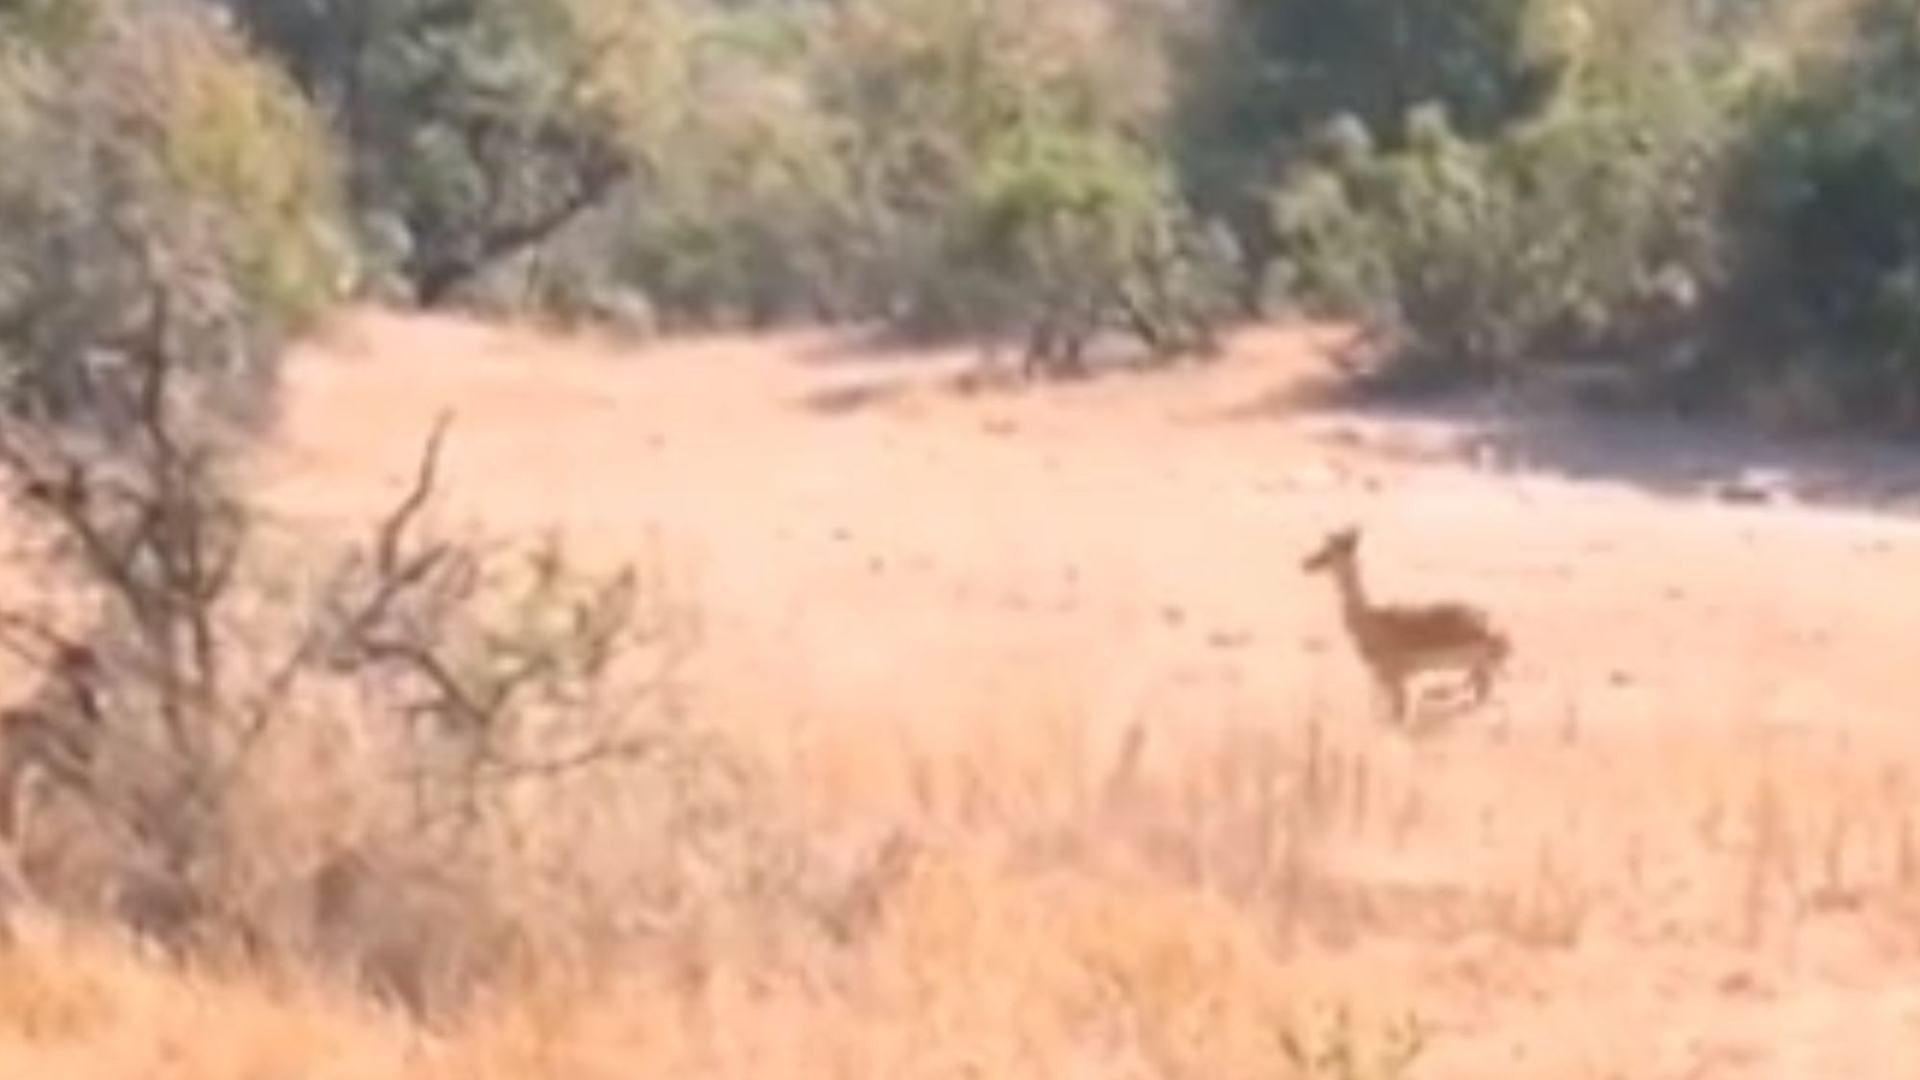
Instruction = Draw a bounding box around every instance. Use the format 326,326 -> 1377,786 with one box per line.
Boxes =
1216,367 -> 1920,516
791,326 -> 986,368
793,336 -> 1208,418
798,380 -> 913,416
791,325 -> 1197,373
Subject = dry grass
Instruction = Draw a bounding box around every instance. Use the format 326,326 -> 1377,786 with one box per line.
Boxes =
3,308 -> 1920,1077
6,712 -> 1918,1079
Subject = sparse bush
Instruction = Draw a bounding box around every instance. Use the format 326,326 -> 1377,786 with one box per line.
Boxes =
0,385 -> 735,1015
0,1 -> 754,1021
1282,1004 -> 1428,1080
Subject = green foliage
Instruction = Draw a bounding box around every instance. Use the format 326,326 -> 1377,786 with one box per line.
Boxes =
593,3 -> 858,328
1174,0 -> 1557,302
504,0 -> 1231,360
1178,0 -> 1551,164
0,1 -> 346,427
1254,0 -> 1743,389
0,0 -> 100,49
15,0 -> 1920,424
1203,0 -> 1920,427
158,19 -> 349,333
225,0 -> 656,306
1273,83 -> 1729,380
1718,0 -> 1920,427
811,0 -> 1181,332
947,122 -> 1232,369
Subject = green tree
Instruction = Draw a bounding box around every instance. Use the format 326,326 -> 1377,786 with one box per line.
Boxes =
804,0 -> 1230,358
1718,0 -> 1920,427
584,2 -> 859,327
1257,0 -> 1749,386
955,123 -> 1232,374
1174,0 -> 1556,304
222,0 -> 663,306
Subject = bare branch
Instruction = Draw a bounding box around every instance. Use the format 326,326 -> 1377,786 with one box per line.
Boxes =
227,414 -> 463,781
377,410 -> 454,579
410,154 -> 632,306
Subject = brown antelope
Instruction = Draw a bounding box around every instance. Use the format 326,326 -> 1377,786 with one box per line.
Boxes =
1302,526 -> 1509,724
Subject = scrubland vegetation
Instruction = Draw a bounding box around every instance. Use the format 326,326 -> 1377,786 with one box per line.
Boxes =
4,0 -> 1920,1076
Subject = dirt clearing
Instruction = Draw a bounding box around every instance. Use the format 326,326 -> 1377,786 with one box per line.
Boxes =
84,310 -> 1920,1075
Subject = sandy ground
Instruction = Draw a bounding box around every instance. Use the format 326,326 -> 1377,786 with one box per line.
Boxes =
249,309 -> 1920,1078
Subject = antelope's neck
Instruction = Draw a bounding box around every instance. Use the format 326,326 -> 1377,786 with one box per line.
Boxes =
1332,561 -> 1370,627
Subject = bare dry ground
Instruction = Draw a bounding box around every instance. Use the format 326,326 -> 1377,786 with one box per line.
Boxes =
8,308 -> 1920,1077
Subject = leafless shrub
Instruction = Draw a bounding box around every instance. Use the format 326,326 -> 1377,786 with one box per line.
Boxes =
0,278 -> 752,1016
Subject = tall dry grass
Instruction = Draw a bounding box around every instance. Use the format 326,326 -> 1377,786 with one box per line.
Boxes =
5,671 -> 1920,1077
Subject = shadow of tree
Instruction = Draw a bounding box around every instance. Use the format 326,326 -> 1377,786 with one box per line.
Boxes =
1214,370 -> 1920,516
